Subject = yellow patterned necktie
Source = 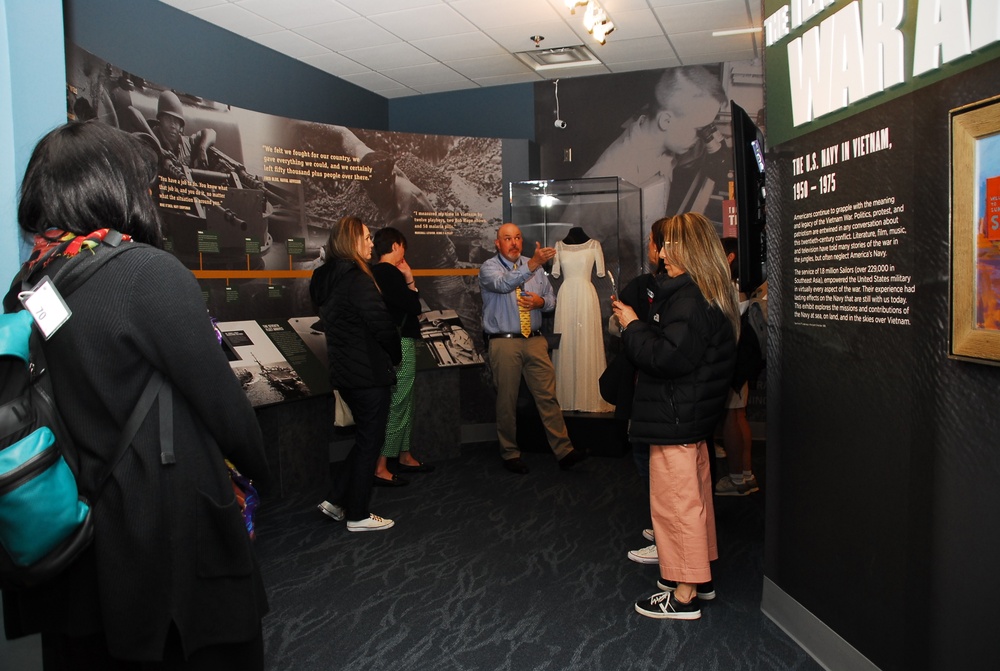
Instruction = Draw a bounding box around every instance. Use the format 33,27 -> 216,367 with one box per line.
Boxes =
514,263 -> 531,337
516,287 -> 532,337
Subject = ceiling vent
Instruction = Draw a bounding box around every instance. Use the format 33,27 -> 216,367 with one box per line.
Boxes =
514,45 -> 603,71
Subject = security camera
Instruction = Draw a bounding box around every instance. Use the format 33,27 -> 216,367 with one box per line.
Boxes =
554,119 -> 567,129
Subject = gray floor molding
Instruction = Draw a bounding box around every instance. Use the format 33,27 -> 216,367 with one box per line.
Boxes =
762,577 -> 880,671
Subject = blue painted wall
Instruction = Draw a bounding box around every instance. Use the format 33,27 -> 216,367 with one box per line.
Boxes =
389,83 -> 535,141
1,0 -> 68,273
64,0 -> 387,129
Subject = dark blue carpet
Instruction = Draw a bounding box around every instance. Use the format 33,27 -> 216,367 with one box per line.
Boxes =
255,445 -> 820,671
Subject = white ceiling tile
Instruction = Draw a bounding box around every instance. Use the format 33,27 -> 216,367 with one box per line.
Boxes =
412,80 -> 481,95
447,54 -> 535,79
190,3 -> 283,36
654,1 -> 749,35
608,9 -> 666,40
234,0 -> 358,29
338,0 -> 443,13
409,32 -> 507,61
295,17 -> 400,51
249,30 -> 331,58
595,36 -> 678,64
367,4 -> 476,41
669,30 -> 757,56
378,62 -> 470,88
482,21 -> 583,53
473,72 -> 545,87
600,0 -> 655,11
646,0 -> 705,7
339,70 -> 412,91
300,51 -> 371,76
450,0 -> 565,28
341,42 -> 436,71
158,0 -> 228,10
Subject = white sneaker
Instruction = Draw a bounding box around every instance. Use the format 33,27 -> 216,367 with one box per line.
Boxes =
642,528 -> 655,542
628,543 -> 658,564
714,444 -> 727,459
317,501 -> 345,521
346,513 -> 395,532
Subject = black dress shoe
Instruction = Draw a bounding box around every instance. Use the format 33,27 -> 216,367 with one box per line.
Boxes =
502,457 -> 530,474
373,474 -> 409,487
396,462 -> 435,473
558,448 -> 588,471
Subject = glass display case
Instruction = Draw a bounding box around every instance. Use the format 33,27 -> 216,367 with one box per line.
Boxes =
509,177 -> 642,416
509,177 -> 643,291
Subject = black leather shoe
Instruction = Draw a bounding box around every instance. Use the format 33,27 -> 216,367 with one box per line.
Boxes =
502,457 -> 530,474
558,448 -> 588,471
396,461 -> 435,473
373,474 -> 409,487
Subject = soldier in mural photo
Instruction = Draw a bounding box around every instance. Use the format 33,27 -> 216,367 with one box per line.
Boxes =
149,90 -> 218,180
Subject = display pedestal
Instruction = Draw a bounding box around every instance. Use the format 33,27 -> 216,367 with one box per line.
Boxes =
257,394 -> 333,498
516,390 -> 629,457
412,366 -> 462,462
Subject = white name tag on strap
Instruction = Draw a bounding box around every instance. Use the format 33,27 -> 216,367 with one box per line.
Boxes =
18,276 -> 72,340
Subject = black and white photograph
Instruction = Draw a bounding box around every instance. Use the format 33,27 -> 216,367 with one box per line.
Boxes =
219,320 -> 311,406
417,309 -> 484,368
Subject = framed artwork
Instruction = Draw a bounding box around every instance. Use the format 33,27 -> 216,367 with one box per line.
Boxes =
951,95 -> 1000,364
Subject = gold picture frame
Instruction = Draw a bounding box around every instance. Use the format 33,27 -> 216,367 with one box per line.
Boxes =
951,95 -> 1000,364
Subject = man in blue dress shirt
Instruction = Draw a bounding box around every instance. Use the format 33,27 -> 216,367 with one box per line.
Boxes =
479,223 -> 587,474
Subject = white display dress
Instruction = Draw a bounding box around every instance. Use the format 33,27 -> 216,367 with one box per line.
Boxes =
552,239 -> 614,413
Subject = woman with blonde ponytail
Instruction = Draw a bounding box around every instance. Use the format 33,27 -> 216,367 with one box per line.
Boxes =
611,212 -> 738,621
310,216 -> 401,532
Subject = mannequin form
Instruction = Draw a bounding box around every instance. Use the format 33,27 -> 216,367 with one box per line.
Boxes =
563,226 -> 591,244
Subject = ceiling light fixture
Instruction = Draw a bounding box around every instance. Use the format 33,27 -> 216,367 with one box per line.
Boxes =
570,0 -> 614,46
514,43 -> 603,71
592,19 -> 615,45
711,27 -> 763,37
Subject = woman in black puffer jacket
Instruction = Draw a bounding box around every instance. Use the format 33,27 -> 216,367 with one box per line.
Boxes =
612,212 -> 739,621
310,216 -> 401,532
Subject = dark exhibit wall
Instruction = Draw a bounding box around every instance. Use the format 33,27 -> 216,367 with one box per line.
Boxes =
768,51 -> 1000,671
906,61 -> 1000,669
768,93 -> 919,668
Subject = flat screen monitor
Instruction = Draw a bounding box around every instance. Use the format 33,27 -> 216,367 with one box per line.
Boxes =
731,101 -> 766,294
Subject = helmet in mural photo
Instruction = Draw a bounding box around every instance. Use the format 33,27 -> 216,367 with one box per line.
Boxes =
156,90 -> 185,128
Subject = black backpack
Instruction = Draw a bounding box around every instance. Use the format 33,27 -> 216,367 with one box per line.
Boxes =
0,234 -> 167,590
733,281 -> 768,389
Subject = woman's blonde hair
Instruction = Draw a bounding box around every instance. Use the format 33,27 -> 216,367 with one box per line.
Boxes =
324,215 -> 377,286
655,212 -> 740,337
